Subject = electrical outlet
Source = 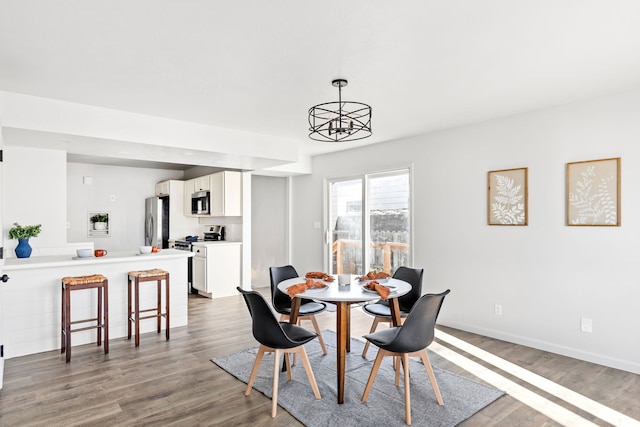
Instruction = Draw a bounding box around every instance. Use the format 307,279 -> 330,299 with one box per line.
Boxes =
581,317 -> 593,333
110,194 -> 116,202
494,304 -> 503,315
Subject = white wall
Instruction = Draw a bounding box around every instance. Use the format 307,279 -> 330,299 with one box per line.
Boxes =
2,146 -> 67,256
251,175 -> 288,287
291,87 -> 640,374
67,163 -> 185,251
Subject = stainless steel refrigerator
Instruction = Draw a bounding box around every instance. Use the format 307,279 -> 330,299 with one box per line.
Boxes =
145,196 -> 169,248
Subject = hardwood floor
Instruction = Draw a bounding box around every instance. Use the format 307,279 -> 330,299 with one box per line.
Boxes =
1,289 -> 638,426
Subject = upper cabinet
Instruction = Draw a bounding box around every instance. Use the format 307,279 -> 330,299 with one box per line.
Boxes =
210,171 -> 242,216
155,180 -> 171,196
193,176 -> 210,192
183,178 -> 195,216
182,171 -> 242,217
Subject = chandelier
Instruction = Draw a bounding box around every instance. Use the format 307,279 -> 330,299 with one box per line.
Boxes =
308,79 -> 372,142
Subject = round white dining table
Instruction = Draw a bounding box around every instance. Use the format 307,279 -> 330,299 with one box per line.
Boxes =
277,275 -> 410,404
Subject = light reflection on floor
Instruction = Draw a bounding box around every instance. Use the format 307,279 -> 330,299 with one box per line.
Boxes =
432,330 -> 640,427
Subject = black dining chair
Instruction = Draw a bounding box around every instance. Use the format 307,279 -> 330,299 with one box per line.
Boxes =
269,265 -> 328,355
361,266 -> 424,358
361,289 -> 450,426
236,287 -> 321,417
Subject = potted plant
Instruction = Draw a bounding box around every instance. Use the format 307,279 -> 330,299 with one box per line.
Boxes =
8,222 -> 42,258
90,213 -> 109,230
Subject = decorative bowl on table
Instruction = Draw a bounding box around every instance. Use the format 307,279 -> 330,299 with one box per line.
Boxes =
139,245 -> 153,254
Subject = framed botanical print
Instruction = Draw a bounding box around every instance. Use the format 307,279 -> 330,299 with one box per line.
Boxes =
566,157 -> 620,226
488,167 -> 528,225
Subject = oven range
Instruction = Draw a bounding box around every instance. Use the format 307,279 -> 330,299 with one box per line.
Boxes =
171,240 -> 197,293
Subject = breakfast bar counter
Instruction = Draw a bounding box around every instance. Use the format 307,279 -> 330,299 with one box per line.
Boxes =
2,249 -> 193,358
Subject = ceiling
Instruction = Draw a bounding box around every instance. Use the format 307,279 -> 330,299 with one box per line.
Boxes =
2,1 -> 640,171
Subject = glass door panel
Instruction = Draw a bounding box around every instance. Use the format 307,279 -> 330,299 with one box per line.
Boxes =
367,171 -> 410,275
329,179 -> 363,275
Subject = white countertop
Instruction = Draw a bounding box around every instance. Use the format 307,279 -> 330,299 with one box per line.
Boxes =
3,249 -> 193,271
190,241 -> 242,247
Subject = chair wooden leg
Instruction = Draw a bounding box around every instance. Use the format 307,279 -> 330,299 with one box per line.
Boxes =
395,356 -> 401,386
362,317 -> 381,358
419,349 -> 444,405
285,352 -> 292,381
245,345 -> 267,396
309,316 -> 327,355
272,349 -> 281,417
361,348 -> 387,402
295,346 -> 321,399
402,353 -> 411,425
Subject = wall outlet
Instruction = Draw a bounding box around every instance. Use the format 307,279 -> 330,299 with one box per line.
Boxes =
581,317 -> 593,333
494,304 -> 503,315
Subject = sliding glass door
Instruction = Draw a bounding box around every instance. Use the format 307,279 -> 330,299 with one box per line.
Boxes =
328,169 -> 410,275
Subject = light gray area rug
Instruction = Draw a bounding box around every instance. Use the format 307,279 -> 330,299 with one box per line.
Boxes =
212,330 -> 505,426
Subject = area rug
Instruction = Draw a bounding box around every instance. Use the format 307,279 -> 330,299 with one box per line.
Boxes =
212,330 -> 504,426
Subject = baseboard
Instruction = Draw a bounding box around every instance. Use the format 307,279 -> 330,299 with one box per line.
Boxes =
438,321 -> 640,375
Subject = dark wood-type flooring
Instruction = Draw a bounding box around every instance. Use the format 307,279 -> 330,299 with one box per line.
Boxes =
0,289 -> 638,426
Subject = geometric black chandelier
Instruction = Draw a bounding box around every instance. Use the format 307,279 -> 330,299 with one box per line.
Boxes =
308,79 -> 372,142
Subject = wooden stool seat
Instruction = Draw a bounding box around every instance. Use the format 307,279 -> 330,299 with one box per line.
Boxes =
127,269 -> 170,347
61,274 -> 109,363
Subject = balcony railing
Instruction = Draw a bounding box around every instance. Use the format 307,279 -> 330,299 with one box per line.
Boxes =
332,239 -> 409,274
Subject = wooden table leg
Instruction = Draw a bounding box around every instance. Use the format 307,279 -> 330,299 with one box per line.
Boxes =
282,298 -> 302,372
389,297 -> 402,326
336,301 -> 348,404
346,302 -> 351,353
289,298 -> 301,324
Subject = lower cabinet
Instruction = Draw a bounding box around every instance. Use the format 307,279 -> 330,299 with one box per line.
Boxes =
191,243 -> 242,298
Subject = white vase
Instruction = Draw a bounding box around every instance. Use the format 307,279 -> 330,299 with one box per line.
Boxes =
94,222 -> 107,230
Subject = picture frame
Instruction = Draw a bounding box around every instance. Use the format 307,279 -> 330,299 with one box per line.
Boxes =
566,157 -> 620,226
488,167 -> 528,226
88,211 -> 111,237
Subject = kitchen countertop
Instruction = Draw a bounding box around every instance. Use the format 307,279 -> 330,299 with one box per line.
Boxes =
190,241 -> 242,247
3,248 -> 193,271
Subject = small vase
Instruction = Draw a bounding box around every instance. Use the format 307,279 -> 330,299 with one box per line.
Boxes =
15,238 -> 32,258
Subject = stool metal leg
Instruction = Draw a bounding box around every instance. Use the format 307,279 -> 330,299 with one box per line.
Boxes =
165,274 -> 170,340
156,279 -> 161,333
103,280 -> 109,354
61,282 -> 65,354
135,278 -> 140,347
65,286 -> 72,363
97,284 -> 102,346
127,277 -> 132,340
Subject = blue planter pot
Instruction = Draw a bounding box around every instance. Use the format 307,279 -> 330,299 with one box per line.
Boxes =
15,238 -> 32,258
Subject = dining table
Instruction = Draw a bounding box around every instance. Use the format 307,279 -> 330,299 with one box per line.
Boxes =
277,274 -> 411,404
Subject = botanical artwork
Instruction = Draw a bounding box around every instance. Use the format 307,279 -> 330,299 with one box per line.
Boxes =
488,168 -> 528,225
566,158 -> 620,226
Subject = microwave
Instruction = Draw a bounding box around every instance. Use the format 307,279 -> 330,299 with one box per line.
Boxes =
191,191 -> 210,215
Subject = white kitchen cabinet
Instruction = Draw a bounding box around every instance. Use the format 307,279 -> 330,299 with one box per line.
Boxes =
192,250 -> 206,292
167,180 -> 198,239
191,242 -> 242,298
155,180 -> 170,196
209,171 -> 242,216
183,179 -> 195,216
194,176 -> 210,192
154,180 -> 198,240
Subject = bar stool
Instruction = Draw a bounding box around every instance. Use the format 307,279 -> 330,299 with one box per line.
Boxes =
127,269 -> 170,346
61,274 -> 109,363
